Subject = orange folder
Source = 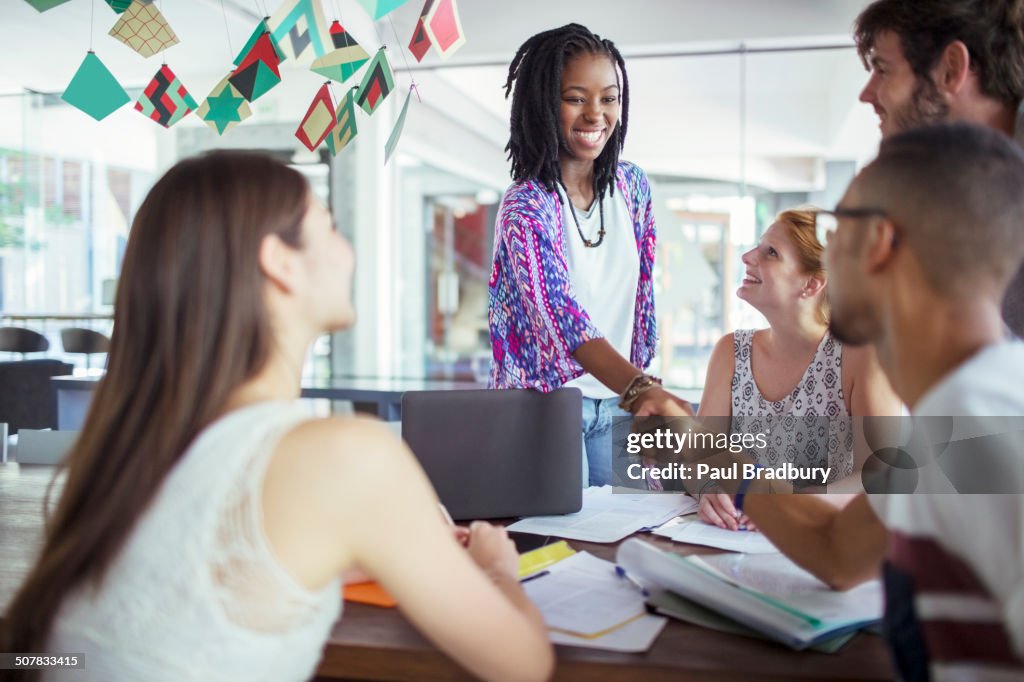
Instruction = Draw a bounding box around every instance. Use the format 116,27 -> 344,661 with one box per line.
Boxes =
344,581 -> 397,608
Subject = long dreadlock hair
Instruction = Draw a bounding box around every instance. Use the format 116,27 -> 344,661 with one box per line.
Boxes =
504,23 -> 630,202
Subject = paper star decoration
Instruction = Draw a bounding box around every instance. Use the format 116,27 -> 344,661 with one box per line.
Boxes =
356,0 -> 412,20
423,0 -> 465,60
229,32 -> 283,102
268,0 -> 332,64
355,48 -> 395,116
197,75 -> 252,135
61,52 -> 130,121
135,65 -> 197,128
310,20 -> 370,84
108,0 -> 179,58
326,89 -> 358,157
295,84 -> 337,151
234,19 -> 285,67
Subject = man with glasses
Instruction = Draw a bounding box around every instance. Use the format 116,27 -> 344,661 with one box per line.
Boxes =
853,0 -> 1024,338
657,123 -> 1024,680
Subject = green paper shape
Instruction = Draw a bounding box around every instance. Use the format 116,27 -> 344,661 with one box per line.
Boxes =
327,90 -> 358,157
234,20 -> 285,66
61,52 -> 130,121
355,0 -> 412,20
384,89 -> 412,164
23,0 -> 72,12
198,76 -> 251,135
104,0 -> 131,12
202,87 -> 248,134
355,48 -> 395,116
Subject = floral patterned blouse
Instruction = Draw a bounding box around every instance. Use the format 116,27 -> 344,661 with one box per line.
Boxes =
487,161 -> 657,391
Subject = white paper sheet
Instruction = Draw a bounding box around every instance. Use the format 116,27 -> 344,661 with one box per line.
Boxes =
653,519 -> 780,554
522,551 -> 666,651
507,486 -> 698,543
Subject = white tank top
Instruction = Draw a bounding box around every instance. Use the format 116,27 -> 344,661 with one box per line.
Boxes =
560,187 -> 641,399
730,328 -> 854,483
45,401 -> 342,682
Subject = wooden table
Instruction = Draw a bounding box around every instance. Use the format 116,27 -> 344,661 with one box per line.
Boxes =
0,465 -> 895,681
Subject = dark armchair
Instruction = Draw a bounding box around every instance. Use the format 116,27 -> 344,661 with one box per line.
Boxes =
0,359 -> 74,434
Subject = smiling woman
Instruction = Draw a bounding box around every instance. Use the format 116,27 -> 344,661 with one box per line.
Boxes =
487,24 -> 688,488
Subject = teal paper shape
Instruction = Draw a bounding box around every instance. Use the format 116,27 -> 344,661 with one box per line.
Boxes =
61,52 -> 130,121
355,0 -> 411,20
384,89 -> 412,164
24,0 -> 72,11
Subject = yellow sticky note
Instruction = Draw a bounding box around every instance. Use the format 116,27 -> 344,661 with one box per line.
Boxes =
518,540 -> 576,579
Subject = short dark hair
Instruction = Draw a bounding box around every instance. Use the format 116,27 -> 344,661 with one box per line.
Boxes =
854,0 -> 1024,106
857,122 -> 1024,297
503,24 -> 629,200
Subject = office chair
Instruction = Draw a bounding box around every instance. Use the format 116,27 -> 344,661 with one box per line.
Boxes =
60,327 -> 111,371
0,327 -> 49,359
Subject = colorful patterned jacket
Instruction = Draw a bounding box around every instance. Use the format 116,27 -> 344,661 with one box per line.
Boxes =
488,160 -> 657,391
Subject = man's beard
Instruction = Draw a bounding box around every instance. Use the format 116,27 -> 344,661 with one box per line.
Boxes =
891,75 -> 950,133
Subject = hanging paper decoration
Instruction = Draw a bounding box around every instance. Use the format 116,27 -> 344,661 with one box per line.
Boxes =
104,0 -> 132,12
355,0 -> 412,20
355,48 -> 395,116
233,19 -> 285,67
108,0 -> 179,58
408,1 -> 432,62
310,20 -> 370,84
326,89 -> 358,157
61,52 -> 130,121
384,89 -> 412,164
229,32 -> 283,102
295,84 -> 336,151
423,0 -> 465,60
23,0 -> 73,12
197,75 -> 252,135
134,64 -> 197,128
268,0 -> 333,64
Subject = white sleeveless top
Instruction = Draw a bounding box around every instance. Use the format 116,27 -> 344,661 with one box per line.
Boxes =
730,329 -> 853,483
560,187 -> 641,399
45,401 -> 343,682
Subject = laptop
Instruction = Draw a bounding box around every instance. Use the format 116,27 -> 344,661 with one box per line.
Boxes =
401,388 -> 582,521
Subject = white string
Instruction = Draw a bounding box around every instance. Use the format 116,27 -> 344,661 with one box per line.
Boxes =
220,0 -> 235,61
386,16 -> 419,102
89,0 -> 95,52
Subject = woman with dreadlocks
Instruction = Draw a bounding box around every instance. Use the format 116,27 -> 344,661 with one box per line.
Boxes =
488,24 -> 689,487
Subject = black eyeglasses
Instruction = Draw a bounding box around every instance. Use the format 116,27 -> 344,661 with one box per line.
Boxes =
812,207 -> 889,243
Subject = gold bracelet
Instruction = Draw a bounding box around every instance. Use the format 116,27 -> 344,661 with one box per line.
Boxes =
618,373 -> 663,411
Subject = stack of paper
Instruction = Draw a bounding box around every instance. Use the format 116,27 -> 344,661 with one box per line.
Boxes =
653,518 -> 780,554
507,486 -> 698,543
617,538 -> 882,650
521,551 -> 667,652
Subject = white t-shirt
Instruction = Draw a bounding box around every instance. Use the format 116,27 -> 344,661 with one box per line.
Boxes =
559,187 -> 640,399
868,341 -> 1024,678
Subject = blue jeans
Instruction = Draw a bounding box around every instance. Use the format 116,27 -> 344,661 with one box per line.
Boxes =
581,397 -> 630,487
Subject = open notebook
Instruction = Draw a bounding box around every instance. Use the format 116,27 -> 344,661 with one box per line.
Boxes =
616,538 -> 882,650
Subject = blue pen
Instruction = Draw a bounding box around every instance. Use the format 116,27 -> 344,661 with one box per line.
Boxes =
614,565 -> 650,597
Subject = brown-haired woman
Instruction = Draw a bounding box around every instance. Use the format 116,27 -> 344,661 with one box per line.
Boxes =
0,151 -> 553,682
690,208 -> 901,530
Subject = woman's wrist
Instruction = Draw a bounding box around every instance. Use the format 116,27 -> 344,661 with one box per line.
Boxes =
618,373 -> 662,411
